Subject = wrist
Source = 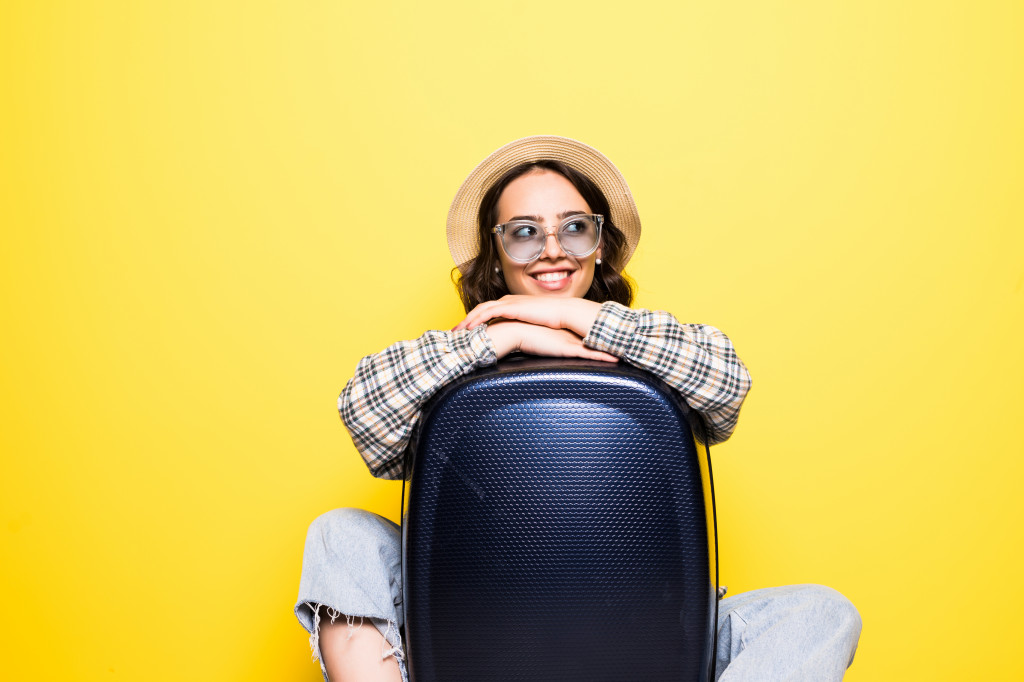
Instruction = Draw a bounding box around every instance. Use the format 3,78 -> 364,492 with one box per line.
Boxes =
483,322 -> 520,359
570,299 -> 603,337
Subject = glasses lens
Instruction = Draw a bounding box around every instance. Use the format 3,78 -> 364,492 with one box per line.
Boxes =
500,216 -> 601,261
558,216 -> 599,255
503,222 -> 544,261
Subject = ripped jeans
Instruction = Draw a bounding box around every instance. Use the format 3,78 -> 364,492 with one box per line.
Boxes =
295,508 -> 862,682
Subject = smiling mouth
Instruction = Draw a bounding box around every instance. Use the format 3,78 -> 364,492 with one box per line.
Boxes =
532,271 -> 572,283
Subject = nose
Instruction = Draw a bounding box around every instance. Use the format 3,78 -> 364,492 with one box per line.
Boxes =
538,230 -> 567,260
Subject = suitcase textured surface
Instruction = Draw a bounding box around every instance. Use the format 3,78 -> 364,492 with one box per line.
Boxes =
403,357 -> 716,681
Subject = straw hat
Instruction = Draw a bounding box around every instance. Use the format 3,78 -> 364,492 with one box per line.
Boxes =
446,135 -> 641,271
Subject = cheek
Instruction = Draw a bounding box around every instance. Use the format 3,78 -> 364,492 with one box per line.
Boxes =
499,261 -> 531,295
576,273 -> 595,296
508,273 -> 532,295
575,261 -> 596,293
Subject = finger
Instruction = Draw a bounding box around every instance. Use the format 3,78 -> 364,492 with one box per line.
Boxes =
454,312 -> 485,331
465,303 -> 517,329
470,301 -> 558,330
461,301 -> 505,329
578,348 -> 619,363
557,333 -> 618,363
543,331 -> 618,364
457,300 -> 504,330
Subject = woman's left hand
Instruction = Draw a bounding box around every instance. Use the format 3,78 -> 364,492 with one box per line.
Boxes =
454,295 -> 603,339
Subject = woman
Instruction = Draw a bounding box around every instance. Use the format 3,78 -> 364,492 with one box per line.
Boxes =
296,136 -> 861,681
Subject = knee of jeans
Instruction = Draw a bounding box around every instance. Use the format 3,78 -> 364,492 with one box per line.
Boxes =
307,508 -> 396,551
309,507 -> 375,535
801,584 -> 862,638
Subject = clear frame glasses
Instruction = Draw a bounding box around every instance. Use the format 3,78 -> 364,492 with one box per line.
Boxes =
492,214 -> 603,263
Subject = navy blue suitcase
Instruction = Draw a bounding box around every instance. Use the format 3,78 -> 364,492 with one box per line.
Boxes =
402,356 -> 718,681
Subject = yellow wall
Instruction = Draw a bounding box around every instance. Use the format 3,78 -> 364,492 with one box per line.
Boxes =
2,1 -> 1021,679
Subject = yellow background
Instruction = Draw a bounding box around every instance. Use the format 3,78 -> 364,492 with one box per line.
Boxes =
2,1 -> 1021,679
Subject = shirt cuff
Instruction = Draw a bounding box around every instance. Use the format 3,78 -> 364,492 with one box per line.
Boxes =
583,301 -> 641,357
448,324 -> 497,369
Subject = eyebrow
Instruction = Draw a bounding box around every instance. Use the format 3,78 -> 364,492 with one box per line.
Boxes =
506,210 -> 587,222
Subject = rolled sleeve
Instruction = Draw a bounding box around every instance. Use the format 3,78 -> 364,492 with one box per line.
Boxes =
339,325 -> 497,479
585,301 -> 752,445
583,300 -> 643,357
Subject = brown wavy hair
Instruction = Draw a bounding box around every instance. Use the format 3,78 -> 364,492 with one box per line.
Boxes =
453,160 -> 636,312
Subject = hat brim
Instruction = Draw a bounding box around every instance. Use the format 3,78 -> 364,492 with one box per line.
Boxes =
446,136 -> 641,272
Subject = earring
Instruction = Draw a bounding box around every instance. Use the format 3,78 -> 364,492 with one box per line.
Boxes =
595,258 -> 602,265
494,265 -> 501,273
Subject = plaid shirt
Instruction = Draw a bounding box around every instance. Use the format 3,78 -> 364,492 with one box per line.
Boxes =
339,301 -> 752,480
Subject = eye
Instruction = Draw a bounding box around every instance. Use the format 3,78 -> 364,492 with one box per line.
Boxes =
561,217 -> 596,236
509,223 -> 540,241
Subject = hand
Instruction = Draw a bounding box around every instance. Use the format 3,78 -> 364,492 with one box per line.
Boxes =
454,295 -> 603,339
485,321 -> 619,363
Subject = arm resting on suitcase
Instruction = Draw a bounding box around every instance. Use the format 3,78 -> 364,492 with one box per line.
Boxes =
584,301 -> 752,444
338,326 -> 497,479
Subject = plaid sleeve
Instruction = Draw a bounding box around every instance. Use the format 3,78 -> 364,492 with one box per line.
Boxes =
338,325 -> 497,479
584,301 -> 752,444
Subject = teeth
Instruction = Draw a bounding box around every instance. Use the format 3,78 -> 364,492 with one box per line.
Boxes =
535,271 -> 569,282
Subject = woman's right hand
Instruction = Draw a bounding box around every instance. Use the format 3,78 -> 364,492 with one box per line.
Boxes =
484,320 -> 619,363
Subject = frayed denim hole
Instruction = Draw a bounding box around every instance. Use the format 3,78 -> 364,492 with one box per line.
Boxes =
344,613 -> 363,641
381,618 -> 405,661
304,606 -> 404,679
306,605 -> 353,660
307,602 -> 325,668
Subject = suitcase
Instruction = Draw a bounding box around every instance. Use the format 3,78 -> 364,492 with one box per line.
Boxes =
402,356 -> 718,681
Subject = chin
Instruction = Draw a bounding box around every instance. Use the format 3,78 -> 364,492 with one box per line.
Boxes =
534,287 -> 577,298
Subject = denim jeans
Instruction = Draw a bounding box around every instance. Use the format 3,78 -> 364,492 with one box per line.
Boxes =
295,508 -> 862,681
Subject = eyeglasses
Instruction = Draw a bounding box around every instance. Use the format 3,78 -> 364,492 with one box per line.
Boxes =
492,214 -> 603,263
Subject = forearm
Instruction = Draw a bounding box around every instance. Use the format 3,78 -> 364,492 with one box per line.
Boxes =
339,326 -> 497,479
584,302 -> 752,444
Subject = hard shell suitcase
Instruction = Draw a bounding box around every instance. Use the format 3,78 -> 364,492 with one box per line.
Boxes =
403,356 -> 718,681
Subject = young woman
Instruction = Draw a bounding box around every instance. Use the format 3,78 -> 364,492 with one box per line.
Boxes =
296,136 -> 862,681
